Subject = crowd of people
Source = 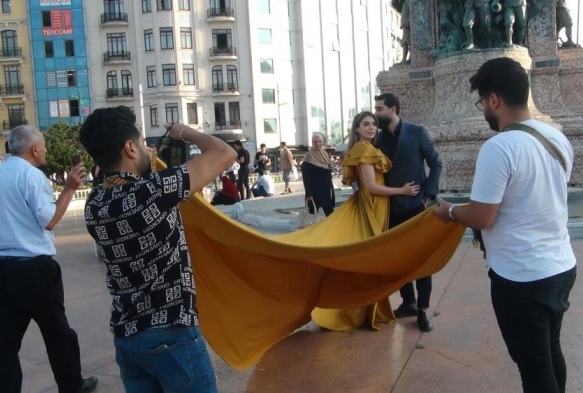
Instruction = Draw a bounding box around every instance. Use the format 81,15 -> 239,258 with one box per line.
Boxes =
0,57 -> 577,393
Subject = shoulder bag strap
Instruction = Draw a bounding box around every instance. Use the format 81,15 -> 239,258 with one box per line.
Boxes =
506,123 -> 567,173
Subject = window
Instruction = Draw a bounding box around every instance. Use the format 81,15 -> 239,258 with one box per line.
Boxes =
4,66 -> 21,92
262,89 -> 275,103
2,0 -> 11,14
107,33 -> 127,54
226,65 -> 237,90
42,11 -> 51,27
264,118 -> 277,133
178,0 -> 191,10
67,70 -> 77,86
121,70 -> 132,93
70,99 -> 80,117
144,29 -> 154,51
1,30 -> 17,57
104,0 -> 124,14
165,103 -> 179,123
212,29 -> 232,52
162,64 -> 176,85
258,29 -> 272,44
160,27 -> 174,49
157,0 -> 172,10
214,102 -> 226,123
260,59 -> 273,74
180,28 -> 192,49
183,64 -> 195,85
150,105 -> 159,126
187,103 -> 197,124
229,102 -> 240,124
146,66 -> 156,88
65,40 -> 74,56
107,71 -> 118,90
7,104 -> 24,128
142,0 -> 151,12
44,41 -> 54,58
258,0 -> 270,14
212,65 -> 222,91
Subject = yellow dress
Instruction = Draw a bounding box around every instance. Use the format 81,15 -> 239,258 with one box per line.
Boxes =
156,158 -> 466,370
311,141 -> 394,331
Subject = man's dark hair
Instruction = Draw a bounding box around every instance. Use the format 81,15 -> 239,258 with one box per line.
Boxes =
469,57 -> 529,108
234,141 -> 243,147
280,141 -> 287,147
79,106 -> 140,172
374,93 -> 401,115
260,143 -> 266,148
257,168 -> 265,176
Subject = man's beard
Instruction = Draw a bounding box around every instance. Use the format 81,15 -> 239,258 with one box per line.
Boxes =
138,148 -> 152,176
484,111 -> 500,132
377,116 -> 391,130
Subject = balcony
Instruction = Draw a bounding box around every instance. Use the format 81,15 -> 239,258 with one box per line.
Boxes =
212,83 -> 239,95
100,12 -> 129,25
0,84 -> 24,96
3,119 -> 27,131
103,51 -> 131,63
0,47 -> 22,61
105,87 -> 134,99
209,46 -> 237,59
215,120 -> 242,131
206,7 -> 235,21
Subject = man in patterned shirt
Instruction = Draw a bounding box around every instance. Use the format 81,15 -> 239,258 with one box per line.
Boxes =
79,106 -> 236,393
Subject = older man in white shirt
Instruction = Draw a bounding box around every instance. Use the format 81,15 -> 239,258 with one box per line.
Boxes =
0,126 -> 97,393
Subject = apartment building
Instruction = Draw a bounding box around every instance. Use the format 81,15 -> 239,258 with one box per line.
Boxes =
0,0 -> 37,158
28,0 -> 91,130
84,0 -> 401,152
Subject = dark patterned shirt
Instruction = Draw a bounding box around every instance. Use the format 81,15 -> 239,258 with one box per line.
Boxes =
85,166 -> 197,337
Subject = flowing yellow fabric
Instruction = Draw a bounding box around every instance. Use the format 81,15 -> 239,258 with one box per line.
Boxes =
156,157 -> 466,370
311,142 -> 394,331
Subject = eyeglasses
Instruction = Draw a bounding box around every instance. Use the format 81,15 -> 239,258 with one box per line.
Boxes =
474,93 -> 490,111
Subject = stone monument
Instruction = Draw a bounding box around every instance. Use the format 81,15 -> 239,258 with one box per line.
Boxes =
377,0 -> 583,191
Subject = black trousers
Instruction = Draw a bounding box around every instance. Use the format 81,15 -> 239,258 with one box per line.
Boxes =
490,267 -> 576,393
0,255 -> 83,393
237,167 -> 250,200
389,205 -> 431,309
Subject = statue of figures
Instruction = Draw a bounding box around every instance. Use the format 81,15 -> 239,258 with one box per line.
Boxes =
556,0 -> 577,48
502,0 -> 527,46
437,0 -> 464,46
400,0 -> 411,63
462,0 -> 492,49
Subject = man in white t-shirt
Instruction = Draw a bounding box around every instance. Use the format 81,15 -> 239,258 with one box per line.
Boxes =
434,57 -> 576,393
251,168 -> 275,197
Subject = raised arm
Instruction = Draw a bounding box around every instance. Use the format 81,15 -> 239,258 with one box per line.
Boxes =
168,124 -> 237,193
360,164 -> 420,196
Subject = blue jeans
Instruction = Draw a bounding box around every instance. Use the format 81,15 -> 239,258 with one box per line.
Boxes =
114,326 -> 217,393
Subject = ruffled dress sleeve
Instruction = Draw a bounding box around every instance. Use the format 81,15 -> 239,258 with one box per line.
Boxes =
342,142 -> 391,185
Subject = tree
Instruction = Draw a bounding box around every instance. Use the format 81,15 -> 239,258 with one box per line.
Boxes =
43,122 -> 93,175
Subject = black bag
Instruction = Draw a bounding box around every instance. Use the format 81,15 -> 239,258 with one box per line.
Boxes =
472,229 -> 486,259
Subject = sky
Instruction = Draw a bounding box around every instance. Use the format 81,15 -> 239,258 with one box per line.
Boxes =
564,0 -> 583,45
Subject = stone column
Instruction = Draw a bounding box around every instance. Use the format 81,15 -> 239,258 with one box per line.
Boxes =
408,0 -> 436,68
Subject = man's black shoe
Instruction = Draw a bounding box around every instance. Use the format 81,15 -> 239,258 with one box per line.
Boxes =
393,303 -> 418,318
417,309 -> 434,332
75,377 -> 98,393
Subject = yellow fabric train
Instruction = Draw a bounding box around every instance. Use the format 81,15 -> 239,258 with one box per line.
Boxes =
158,159 -> 465,370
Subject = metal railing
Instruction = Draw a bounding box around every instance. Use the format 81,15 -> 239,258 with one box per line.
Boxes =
103,50 -> 131,62
0,84 -> 24,95
209,46 -> 236,57
106,87 -> 134,98
0,47 -> 22,58
215,120 -> 242,131
212,83 -> 239,93
100,12 -> 128,23
3,119 -> 27,130
207,7 -> 234,18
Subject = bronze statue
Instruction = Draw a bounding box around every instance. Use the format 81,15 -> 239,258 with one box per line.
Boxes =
400,0 -> 411,63
556,0 -> 577,48
502,0 -> 527,46
462,0 -> 492,49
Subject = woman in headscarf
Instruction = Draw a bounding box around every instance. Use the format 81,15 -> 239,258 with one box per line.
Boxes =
301,133 -> 335,216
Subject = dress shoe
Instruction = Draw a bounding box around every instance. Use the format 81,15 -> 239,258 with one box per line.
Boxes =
393,303 -> 418,318
417,309 -> 434,332
75,377 -> 98,393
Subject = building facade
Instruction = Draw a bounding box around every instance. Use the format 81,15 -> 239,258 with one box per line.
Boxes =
0,0 -> 37,158
29,0 -> 91,130
84,0 -> 401,153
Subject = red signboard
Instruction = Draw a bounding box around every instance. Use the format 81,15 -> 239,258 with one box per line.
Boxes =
42,10 -> 73,36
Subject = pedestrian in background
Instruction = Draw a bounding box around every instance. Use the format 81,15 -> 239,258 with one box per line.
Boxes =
301,133 -> 335,217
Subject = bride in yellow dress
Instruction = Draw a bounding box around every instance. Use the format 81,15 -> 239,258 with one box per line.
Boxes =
311,111 -> 421,331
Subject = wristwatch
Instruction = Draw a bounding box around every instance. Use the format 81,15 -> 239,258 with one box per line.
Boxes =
448,204 -> 458,222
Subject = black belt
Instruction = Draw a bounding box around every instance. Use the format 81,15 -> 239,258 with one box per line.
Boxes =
0,256 -> 45,262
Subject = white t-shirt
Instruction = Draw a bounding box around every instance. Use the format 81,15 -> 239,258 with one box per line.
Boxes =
470,119 -> 576,282
258,174 -> 275,194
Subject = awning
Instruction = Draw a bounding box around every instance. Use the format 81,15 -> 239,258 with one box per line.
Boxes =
211,132 -> 247,143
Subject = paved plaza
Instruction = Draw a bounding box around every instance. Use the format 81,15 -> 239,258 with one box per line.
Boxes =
19,186 -> 583,393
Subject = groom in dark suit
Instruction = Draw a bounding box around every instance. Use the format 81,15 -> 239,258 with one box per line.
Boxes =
374,93 -> 442,332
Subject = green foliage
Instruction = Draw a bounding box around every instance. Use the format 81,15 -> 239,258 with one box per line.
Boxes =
43,122 -> 93,174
